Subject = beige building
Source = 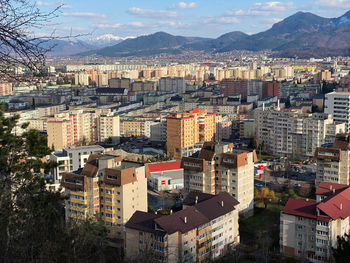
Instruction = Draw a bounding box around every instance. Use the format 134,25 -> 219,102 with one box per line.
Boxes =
125,191 -> 240,263
167,108 -> 216,159
46,109 -> 120,149
182,142 -> 256,216
74,73 -> 89,86
315,134 -> 350,185
61,154 -> 148,245
0,82 -> 12,96
280,182 -> 350,262
255,107 -> 345,158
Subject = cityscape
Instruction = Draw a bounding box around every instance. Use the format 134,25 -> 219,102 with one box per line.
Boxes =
2,0 -> 350,262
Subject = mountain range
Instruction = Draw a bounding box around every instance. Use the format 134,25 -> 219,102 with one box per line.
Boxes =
54,11 -> 350,58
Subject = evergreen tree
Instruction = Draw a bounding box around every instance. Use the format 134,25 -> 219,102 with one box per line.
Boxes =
0,105 -> 113,262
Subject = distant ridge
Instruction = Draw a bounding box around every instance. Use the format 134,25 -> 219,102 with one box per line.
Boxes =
76,11 -> 350,58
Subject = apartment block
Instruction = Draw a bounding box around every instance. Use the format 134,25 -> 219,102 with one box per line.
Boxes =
280,182 -> 350,262
47,109 -> 120,149
315,134 -> 350,185
74,73 -> 89,86
158,77 -> 186,94
325,92 -> 350,133
166,108 -> 216,159
0,82 -> 12,96
255,107 -> 345,158
125,192 -> 240,263
61,154 -> 148,244
182,142 -> 256,216
49,145 -> 105,184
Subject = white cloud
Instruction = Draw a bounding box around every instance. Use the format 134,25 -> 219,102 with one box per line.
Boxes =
94,23 -> 121,29
36,1 -> 51,7
204,16 -> 240,24
169,2 -> 197,9
316,0 -> 350,8
227,2 -> 295,16
62,12 -> 107,19
126,7 -> 180,18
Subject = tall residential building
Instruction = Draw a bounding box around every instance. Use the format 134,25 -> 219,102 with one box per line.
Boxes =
96,73 -> 108,87
158,77 -> 186,94
262,81 -> 280,99
255,108 -> 345,158
166,108 -> 216,159
125,192 -> 240,263
280,182 -> 350,262
47,109 -> 120,150
315,134 -> 350,185
0,82 -> 12,96
49,145 -> 105,184
325,92 -> 350,132
61,154 -> 148,245
74,73 -> 89,86
182,142 -> 256,216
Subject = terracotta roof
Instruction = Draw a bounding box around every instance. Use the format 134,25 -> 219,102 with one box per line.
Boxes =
282,198 -> 329,222
183,191 -> 214,206
317,188 -> 350,220
125,211 -> 165,235
154,206 -> 209,234
147,161 -> 182,173
316,182 -> 349,197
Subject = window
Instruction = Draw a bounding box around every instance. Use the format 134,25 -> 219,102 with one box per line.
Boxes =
298,217 -> 303,222
298,234 -> 302,239
184,241 -> 188,246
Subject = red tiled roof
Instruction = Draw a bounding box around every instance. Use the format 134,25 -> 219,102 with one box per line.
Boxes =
317,188 -> 350,220
147,161 -> 182,173
282,198 -> 330,222
316,182 -> 349,197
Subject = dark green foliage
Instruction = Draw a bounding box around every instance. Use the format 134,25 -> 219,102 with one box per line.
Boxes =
0,105 -> 118,263
332,233 -> 350,263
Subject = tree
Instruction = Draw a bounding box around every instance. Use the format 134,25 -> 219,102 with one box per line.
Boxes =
0,0 -> 64,78
0,105 -> 111,262
255,187 -> 276,209
332,233 -> 350,263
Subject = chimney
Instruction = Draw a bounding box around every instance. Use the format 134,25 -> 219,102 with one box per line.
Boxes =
262,102 -> 265,111
170,209 -> 173,215
330,184 -> 332,190
184,216 -> 187,224
340,203 -> 343,210
221,201 -> 224,207
333,189 -> 335,194
195,196 -> 198,204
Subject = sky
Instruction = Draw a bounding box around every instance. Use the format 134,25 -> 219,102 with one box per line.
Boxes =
35,0 -> 350,41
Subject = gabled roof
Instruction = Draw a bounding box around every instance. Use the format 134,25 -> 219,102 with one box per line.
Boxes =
183,191 -> 214,206
195,192 -> 239,221
125,211 -> 165,235
317,188 -> 350,220
316,182 -> 349,197
154,206 -> 209,234
147,161 -> 182,173
282,198 -> 328,221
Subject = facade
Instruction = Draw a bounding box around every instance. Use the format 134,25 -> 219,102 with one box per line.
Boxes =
61,154 -> 148,245
0,82 -> 12,96
74,73 -> 89,86
325,92 -> 350,133
125,192 -> 240,263
49,145 -> 105,184
158,77 -> 186,94
166,108 -> 216,159
47,109 -> 120,149
182,142 -> 256,216
280,182 -> 350,262
315,134 -> 350,185
255,107 -> 345,158
146,161 -> 184,191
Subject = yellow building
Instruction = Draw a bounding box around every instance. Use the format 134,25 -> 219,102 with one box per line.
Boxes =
62,154 -> 148,245
166,108 -> 216,159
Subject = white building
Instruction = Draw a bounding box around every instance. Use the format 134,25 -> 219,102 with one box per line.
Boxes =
325,92 -> 350,132
255,107 -> 345,158
158,77 -> 185,94
49,145 -> 105,184
146,160 -> 183,191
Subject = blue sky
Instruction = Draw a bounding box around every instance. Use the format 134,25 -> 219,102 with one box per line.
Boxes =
35,0 -> 350,40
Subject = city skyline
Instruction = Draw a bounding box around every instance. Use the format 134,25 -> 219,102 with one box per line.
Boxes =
36,0 -> 350,40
